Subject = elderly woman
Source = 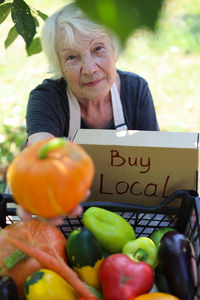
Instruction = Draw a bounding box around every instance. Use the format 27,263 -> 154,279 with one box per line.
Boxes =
18,3 -> 159,223
26,2 -> 159,146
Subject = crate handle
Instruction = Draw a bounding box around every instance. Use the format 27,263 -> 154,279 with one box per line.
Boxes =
0,190 -> 198,233
82,189 -> 198,213
1,190 -> 196,213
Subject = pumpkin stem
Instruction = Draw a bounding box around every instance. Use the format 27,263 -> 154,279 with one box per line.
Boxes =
38,138 -> 68,159
4,249 -> 29,269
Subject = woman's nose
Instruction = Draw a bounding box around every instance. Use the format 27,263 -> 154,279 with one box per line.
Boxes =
81,54 -> 98,75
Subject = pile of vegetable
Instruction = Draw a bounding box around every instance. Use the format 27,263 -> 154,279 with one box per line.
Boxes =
1,137 -> 198,299
0,207 -> 198,300
0,219 -> 67,299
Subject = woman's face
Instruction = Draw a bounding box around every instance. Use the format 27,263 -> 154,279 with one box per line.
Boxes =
57,31 -> 117,103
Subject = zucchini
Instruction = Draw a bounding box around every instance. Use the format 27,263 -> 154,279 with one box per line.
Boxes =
66,227 -> 104,289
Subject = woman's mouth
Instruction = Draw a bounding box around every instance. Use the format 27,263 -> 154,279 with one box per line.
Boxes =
84,78 -> 103,87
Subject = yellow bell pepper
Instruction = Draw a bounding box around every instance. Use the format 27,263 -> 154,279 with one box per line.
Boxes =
25,268 -> 78,300
133,292 -> 180,299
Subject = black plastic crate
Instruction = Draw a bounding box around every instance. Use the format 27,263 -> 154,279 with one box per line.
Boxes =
0,189 -> 200,298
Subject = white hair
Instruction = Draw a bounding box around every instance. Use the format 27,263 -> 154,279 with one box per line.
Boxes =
41,3 -> 120,79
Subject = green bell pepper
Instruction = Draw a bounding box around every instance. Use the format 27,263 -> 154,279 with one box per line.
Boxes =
82,207 -> 135,253
122,236 -> 158,269
149,227 -> 176,248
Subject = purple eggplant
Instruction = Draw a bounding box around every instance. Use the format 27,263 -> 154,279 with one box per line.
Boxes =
156,231 -> 198,300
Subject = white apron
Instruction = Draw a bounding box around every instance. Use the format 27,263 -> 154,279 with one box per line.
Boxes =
67,80 -> 128,140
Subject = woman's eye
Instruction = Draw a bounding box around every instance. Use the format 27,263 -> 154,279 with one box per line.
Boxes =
95,45 -> 103,52
66,55 -> 76,61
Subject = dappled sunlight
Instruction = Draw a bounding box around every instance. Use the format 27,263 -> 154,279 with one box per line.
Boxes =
115,130 -> 140,138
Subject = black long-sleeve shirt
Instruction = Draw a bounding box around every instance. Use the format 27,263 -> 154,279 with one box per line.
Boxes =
26,70 -> 159,137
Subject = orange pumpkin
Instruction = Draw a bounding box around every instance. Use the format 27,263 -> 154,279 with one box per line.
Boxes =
0,219 -> 67,300
7,137 -> 95,218
133,292 -> 180,300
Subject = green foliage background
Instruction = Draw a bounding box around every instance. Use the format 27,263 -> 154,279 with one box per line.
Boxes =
0,0 -> 164,56
0,0 -> 200,192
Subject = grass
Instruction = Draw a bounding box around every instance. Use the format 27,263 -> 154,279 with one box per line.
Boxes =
0,0 -> 200,190
117,0 -> 200,132
118,40 -> 200,132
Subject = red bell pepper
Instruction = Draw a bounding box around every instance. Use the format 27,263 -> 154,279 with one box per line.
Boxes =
99,253 -> 154,300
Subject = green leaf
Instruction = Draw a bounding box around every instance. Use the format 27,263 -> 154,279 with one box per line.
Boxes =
36,9 -> 48,21
26,37 -> 42,56
0,3 -> 12,24
11,0 -> 36,48
76,0 -> 164,45
132,0 -> 164,29
5,25 -> 18,48
0,0 -> 5,4
33,16 -> 39,27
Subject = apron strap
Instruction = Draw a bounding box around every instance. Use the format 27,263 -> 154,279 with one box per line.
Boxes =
111,82 -> 128,130
67,79 -> 127,140
67,85 -> 81,141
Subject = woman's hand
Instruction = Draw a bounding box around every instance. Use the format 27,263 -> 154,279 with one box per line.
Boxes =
16,190 -> 91,226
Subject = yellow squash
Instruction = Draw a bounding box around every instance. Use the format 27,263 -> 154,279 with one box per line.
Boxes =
66,227 -> 104,290
25,268 -> 78,300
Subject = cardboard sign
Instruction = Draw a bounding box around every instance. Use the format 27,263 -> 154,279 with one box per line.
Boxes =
73,129 -> 199,206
